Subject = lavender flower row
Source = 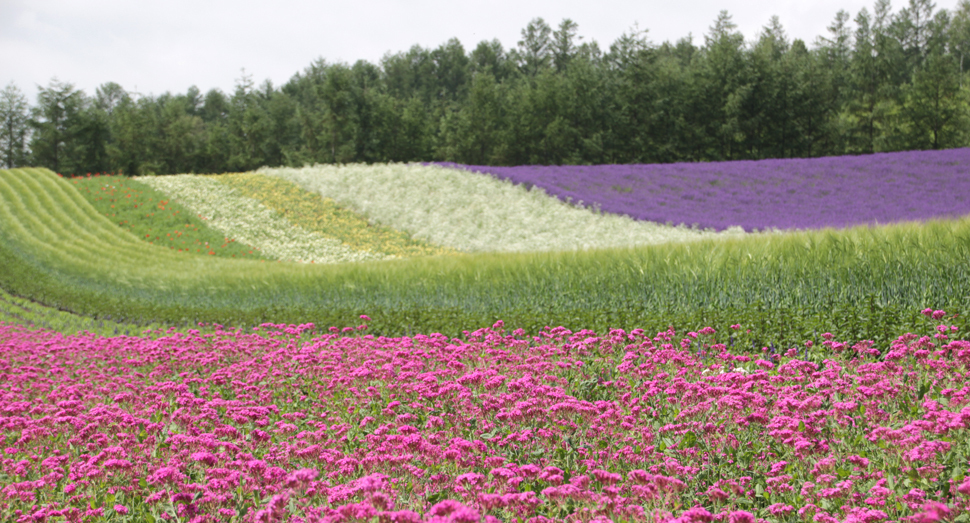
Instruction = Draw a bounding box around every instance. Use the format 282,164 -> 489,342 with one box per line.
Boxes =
439,148 -> 970,231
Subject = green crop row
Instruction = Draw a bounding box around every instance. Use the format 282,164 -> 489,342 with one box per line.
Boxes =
1,167 -> 968,346
0,286 -> 166,337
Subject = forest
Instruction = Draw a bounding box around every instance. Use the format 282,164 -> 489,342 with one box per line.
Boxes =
2,0 -> 970,175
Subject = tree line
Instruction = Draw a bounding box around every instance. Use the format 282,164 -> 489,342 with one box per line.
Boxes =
3,0 -> 970,175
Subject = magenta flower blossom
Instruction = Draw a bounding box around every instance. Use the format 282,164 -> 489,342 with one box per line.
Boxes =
147,467 -> 186,486
0,312 -> 967,521
729,510 -> 756,523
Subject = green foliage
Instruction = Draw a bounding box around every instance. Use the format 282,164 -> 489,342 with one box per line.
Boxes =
1,168 -> 969,345
0,285 -> 162,337
28,79 -> 91,174
8,5 -> 970,175
0,82 -> 30,168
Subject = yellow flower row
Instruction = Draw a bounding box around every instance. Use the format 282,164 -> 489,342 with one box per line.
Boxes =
210,173 -> 457,258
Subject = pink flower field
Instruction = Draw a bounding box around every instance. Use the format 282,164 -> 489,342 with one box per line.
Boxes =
2,313 -> 970,523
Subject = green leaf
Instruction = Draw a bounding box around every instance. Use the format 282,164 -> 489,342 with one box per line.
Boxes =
678,431 -> 698,450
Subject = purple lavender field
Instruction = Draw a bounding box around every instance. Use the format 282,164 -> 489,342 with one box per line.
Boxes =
441,148 -> 970,231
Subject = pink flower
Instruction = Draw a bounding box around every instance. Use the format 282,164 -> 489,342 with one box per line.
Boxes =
706,487 -> 730,502
680,506 -> 714,523
916,502 -> 951,522
767,504 -> 794,516
113,504 -> 128,515
285,468 -> 319,489
729,510 -> 755,523
147,466 -> 186,486
428,499 -> 472,517
756,359 -> 775,370
956,478 -> 970,496
380,511 -> 421,523
769,461 -> 788,476
191,451 -> 217,466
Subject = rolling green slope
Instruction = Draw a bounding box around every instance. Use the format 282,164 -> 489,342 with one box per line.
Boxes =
1,167 -> 969,345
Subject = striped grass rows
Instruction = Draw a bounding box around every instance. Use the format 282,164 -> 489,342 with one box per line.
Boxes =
259,163 -> 746,253
70,175 -> 273,260
212,172 -> 456,258
138,175 -> 388,264
0,286 -> 155,337
71,172 -> 454,264
1,168 -> 969,342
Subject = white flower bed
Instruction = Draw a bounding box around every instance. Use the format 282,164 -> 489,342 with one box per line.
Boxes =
259,164 -> 745,253
139,175 -> 388,264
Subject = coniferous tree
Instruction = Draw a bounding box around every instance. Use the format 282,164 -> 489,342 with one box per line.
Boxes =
699,11 -> 749,160
516,18 -> 553,78
29,79 -> 87,174
8,3 -> 970,173
0,82 -> 30,168
903,51 -> 970,148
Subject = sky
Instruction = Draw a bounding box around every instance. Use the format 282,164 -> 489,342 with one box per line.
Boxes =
0,0 -> 961,103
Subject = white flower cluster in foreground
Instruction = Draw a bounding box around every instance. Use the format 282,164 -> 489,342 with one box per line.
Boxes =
259,164 -> 746,253
139,175 -> 388,264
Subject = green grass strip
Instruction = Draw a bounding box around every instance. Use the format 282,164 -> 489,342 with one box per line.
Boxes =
212,172 -> 457,258
71,174 -> 274,260
0,286 -> 164,336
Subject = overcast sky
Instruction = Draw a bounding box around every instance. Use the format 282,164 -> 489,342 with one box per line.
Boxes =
0,0 -> 960,102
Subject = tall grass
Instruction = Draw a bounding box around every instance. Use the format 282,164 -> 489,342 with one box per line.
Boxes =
1,168 -> 968,343
0,286 -> 166,337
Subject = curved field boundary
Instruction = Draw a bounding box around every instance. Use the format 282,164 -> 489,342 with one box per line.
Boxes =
258,163 -> 746,253
138,175 -> 389,264
211,173 -> 457,258
442,148 -> 970,232
1,168 -> 969,342
70,175 -> 274,260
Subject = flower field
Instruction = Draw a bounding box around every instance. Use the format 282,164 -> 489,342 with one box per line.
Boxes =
3,154 -> 970,522
2,167 -> 970,342
68,175 -> 271,261
258,164 -> 742,253
0,286 -> 151,337
443,148 -> 970,232
137,175 -> 388,264
2,313 -> 969,522
211,174 -> 455,259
